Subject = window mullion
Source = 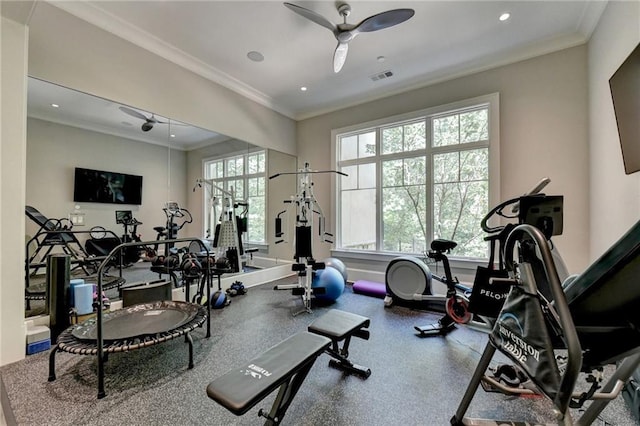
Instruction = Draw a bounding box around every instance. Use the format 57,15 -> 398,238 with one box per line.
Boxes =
376,127 -> 382,252
426,117 -> 434,246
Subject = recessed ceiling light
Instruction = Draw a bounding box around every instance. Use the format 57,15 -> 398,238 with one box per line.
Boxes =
499,12 -> 510,21
247,51 -> 264,62
377,56 -> 386,63
51,103 -> 59,108
300,86 -> 307,92
170,134 -> 176,138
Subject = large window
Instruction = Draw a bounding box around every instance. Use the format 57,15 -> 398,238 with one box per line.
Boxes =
336,95 -> 498,259
204,150 -> 266,244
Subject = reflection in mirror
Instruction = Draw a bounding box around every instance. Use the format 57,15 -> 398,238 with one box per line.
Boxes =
24,77 -> 296,319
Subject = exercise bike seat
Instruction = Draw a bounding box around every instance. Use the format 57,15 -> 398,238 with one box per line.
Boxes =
431,239 -> 457,253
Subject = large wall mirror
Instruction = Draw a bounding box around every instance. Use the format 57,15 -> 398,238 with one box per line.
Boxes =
25,77 -> 297,317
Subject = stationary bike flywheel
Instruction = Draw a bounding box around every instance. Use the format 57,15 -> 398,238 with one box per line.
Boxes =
446,296 -> 472,324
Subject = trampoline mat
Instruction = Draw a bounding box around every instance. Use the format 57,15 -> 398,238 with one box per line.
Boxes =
72,301 -> 199,341
26,271 -> 125,299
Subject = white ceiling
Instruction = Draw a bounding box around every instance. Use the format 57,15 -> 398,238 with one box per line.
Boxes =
11,1 -> 607,149
49,0 -> 606,120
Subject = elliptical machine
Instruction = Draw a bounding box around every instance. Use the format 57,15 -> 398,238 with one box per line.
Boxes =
152,202 -> 193,256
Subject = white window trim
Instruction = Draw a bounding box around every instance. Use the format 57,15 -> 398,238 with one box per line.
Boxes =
330,93 -> 500,261
201,148 -> 268,244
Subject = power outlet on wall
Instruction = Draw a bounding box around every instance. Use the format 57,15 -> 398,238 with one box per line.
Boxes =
69,212 -> 85,226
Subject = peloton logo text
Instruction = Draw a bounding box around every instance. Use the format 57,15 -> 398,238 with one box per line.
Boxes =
479,289 -> 508,300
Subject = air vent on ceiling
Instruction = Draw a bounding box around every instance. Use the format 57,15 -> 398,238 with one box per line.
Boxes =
370,70 -> 394,82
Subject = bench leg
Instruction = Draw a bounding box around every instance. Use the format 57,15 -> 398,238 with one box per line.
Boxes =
325,336 -> 371,379
258,357 -> 317,425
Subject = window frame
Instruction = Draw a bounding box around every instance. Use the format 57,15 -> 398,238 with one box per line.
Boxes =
331,93 -> 500,262
202,149 -> 268,245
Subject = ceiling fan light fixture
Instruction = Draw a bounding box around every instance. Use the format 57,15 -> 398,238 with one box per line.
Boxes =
284,2 -> 414,73
141,122 -> 154,132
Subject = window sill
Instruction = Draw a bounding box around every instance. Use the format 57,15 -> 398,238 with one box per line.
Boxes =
330,248 -> 487,281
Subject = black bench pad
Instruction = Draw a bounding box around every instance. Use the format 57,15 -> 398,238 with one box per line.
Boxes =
206,331 -> 330,416
308,309 -> 370,339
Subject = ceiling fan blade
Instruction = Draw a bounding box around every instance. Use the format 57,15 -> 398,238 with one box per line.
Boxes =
356,8 -> 415,33
119,106 -> 149,121
284,2 -> 336,33
333,42 -> 349,73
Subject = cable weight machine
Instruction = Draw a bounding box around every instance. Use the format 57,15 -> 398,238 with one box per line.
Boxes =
193,178 -> 247,273
270,162 -> 347,315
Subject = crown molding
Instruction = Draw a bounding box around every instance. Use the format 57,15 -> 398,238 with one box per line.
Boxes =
49,1 -> 296,119
576,0 -> 608,39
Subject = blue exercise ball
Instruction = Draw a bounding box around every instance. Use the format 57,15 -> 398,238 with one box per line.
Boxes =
324,257 -> 348,284
312,267 -> 345,302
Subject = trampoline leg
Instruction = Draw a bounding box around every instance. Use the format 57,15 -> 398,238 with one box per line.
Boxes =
48,344 -> 60,381
98,353 -> 107,399
186,333 -> 194,369
451,342 -> 496,425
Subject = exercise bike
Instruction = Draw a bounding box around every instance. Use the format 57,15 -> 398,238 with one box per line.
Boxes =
115,210 -> 156,264
385,178 -> 568,336
417,191 -> 567,336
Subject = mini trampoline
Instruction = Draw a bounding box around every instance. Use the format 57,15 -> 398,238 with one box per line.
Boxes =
47,238 -> 213,399
49,301 -> 207,377
26,271 -> 125,301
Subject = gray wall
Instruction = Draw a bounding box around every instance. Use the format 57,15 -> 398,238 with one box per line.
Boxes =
588,1 -> 640,258
298,45 -> 590,274
26,118 -> 186,242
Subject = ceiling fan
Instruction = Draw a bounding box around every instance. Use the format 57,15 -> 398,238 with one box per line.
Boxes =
119,106 -> 168,132
284,2 -> 415,73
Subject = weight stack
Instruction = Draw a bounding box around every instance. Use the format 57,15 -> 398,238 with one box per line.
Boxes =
46,254 -> 71,341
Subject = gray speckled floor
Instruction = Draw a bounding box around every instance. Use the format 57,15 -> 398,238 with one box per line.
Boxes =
3,276 -> 638,425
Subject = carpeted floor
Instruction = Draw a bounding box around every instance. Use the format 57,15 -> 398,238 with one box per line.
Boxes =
3,273 -> 638,425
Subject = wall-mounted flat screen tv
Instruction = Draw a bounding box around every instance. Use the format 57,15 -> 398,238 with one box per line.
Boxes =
609,42 -> 640,175
73,167 -> 143,205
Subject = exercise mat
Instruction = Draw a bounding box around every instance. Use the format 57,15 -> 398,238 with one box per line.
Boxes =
72,300 -> 199,341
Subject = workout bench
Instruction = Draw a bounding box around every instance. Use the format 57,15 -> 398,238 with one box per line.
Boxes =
308,309 -> 371,379
207,309 -> 371,425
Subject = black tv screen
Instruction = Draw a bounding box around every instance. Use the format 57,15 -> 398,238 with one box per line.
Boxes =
73,167 -> 143,205
610,42 -> 640,175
